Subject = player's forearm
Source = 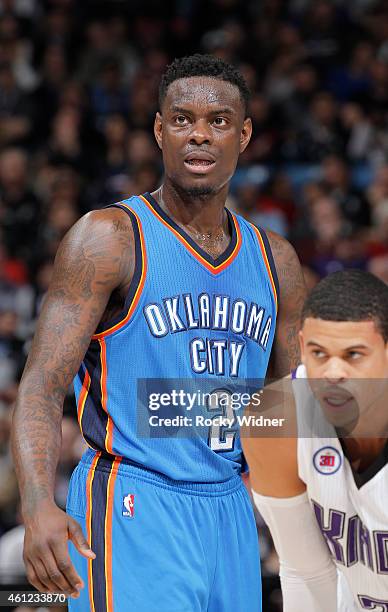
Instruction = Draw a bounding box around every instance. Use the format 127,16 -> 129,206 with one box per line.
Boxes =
252,490 -> 338,610
12,368 -> 65,517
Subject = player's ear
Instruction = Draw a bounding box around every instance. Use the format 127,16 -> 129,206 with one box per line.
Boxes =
240,117 -> 252,153
154,112 -> 163,150
299,330 -> 306,364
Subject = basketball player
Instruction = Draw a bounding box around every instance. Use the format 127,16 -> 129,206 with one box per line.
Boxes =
243,270 -> 388,611
12,55 -> 305,611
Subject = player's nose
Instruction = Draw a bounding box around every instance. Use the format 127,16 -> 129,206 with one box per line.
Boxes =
323,357 -> 348,383
189,119 -> 213,145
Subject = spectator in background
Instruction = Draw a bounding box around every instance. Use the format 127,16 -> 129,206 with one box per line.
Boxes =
0,309 -> 23,394
243,92 -> 281,164
264,24 -> 307,105
33,5 -> 73,67
37,166 -> 82,257
102,113 -> 129,178
297,91 -> 344,161
280,62 -> 318,125
367,164 -> 388,234
90,57 -> 129,130
77,20 -> 113,86
22,256 -> 53,340
257,173 -> 296,230
127,129 -> 160,170
108,16 -> 139,86
47,106 -> 84,170
367,57 -> 388,114
0,147 -> 40,261
326,40 -> 373,102
299,194 -> 368,276
292,194 -> 344,269
0,13 -> 38,92
368,253 -> 388,283
234,175 -> 289,237
130,161 -> 162,196
340,101 -> 375,162
0,239 -> 32,341
321,154 -> 370,226
302,0 -> 347,76
32,43 -> 69,141
0,60 -> 33,146
364,164 -> 388,281
128,71 -> 158,129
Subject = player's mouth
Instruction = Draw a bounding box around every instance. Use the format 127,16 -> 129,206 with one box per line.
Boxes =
184,153 -> 216,174
322,393 -> 354,411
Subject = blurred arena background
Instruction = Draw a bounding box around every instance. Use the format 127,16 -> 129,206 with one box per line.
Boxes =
0,0 -> 387,609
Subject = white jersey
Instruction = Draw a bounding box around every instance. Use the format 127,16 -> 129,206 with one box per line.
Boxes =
294,365 -> 388,612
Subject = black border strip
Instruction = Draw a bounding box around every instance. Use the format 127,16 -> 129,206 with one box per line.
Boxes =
94,203 -> 143,334
90,454 -> 109,612
254,226 -> 280,305
81,343 -> 108,451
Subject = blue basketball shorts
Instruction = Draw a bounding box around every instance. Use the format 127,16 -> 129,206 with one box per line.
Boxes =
66,449 -> 262,612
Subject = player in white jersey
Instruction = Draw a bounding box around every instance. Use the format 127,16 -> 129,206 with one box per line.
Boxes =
243,270 -> 388,611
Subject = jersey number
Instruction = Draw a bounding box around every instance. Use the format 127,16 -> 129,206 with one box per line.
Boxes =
207,389 -> 236,452
359,596 -> 388,611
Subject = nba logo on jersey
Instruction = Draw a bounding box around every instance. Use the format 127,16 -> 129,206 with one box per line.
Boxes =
122,494 -> 135,518
313,446 -> 342,475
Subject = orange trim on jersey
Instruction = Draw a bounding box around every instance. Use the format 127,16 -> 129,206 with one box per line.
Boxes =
76,369 -> 96,451
92,206 -> 147,340
86,452 -> 100,612
98,338 -> 114,454
139,195 -> 242,274
251,225 -> 278,312
77,370 -> 91,428
104,456 -> 121,612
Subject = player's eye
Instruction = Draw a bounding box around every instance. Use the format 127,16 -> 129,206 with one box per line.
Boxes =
213,117 -> 227,126
348,351 -> 362,360
312,350 -> 326,359
175,115 -> 189,125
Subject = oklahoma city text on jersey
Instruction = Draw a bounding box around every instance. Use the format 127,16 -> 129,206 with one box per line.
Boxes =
143,292 -> 272,377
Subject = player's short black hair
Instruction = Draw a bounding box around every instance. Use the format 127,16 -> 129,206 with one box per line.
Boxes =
301,270 -> 388,341
159,54 -> 250,116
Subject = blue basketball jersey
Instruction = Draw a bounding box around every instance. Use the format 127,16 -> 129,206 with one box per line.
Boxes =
73,192 -> 278,482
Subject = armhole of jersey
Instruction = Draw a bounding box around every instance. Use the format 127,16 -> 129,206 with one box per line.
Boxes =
250,224 -> 280,312
92,203 -> 147,339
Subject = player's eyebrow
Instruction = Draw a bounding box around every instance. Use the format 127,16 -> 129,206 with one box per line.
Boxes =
170,105 -> 192,114
306,341 -> 369,350
306,341 -> 325,348
170,105 -> 236,116
208,106 -> 235,115
343,344 -> 369,350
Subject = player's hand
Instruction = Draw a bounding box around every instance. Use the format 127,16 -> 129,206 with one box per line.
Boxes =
23,499 -> 95,598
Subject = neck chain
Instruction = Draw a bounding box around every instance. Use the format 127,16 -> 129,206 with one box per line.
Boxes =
192,227 -> 225,243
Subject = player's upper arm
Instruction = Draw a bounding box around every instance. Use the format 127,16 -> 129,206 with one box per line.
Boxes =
19,208 -> 134,399
267,232 -> 307,379
242,377 -> 305,497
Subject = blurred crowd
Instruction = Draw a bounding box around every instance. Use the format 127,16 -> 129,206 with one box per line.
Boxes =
0,0 -> 387,608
